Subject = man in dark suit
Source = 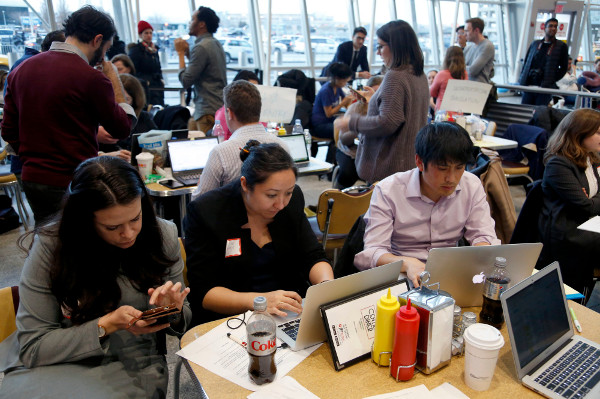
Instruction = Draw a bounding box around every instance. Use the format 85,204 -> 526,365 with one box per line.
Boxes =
321,27 -> 371,79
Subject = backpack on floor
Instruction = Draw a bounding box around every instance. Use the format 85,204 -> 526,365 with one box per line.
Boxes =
0,195 -> 21,234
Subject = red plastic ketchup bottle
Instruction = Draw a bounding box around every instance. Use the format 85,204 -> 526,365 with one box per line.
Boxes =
390,298 -> 420,381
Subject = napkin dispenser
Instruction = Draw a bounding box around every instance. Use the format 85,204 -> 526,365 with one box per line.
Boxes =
398,272 -> 455,374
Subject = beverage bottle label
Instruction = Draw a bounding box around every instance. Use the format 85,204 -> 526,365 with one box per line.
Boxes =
247,332 -> 276,356
483,279 -> 508,300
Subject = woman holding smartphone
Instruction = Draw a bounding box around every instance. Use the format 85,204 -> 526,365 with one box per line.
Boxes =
0,156 -> 191,398
184,141 -> 333,325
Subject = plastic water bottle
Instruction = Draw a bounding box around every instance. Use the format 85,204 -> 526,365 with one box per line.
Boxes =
303,129 -> 311,157
292,119 -> 303,135
213,120 -> 225,143
247,296 -> 277,385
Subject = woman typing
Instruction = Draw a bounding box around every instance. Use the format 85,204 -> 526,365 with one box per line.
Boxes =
184,141 -> 333,325
0,156 -> 191,398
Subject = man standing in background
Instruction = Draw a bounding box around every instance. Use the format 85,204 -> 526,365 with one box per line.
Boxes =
1,6 -> 135,224
175,6 -> 227,133
519,18 -> 568,105
463,17 -> 495,84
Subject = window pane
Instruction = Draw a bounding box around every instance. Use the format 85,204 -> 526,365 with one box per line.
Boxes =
305,0 -> 349,65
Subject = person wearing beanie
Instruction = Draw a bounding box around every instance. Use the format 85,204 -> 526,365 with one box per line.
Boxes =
128,20 -> 164,106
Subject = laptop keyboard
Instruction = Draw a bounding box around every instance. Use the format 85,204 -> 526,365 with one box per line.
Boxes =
278,319 -> 300,341
534,341 -> 600,398
178,173 -> 200,181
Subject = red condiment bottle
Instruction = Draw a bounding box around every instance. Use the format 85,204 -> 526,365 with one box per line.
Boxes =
390,298 -> 420,381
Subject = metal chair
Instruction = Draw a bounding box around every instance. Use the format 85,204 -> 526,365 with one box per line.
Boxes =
0,149 -> 29,229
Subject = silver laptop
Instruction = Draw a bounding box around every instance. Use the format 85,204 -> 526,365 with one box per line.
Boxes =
275,260 -> 406,351
278,134 -> 310,167
167,137 -> 219,186
425,243 -> 543,307
502,262 -> 600,399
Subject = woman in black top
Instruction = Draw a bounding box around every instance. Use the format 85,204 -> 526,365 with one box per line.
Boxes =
128,20 -> 164,106
539,108 -> 600,300
184,141 -> 333,325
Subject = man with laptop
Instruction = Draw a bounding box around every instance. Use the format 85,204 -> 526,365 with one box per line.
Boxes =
191,80 -> 288,199
354,122 -> 500,286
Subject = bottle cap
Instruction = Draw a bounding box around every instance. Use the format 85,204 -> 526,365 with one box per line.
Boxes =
399,298 -> 418,318
253,296 -> 267,311
378,288 -> 399,309
295,119 -> 301,124
215,120 -> 221,124
495,257 -> 507,268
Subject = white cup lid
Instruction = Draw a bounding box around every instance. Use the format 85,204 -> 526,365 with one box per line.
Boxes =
136,152 -> 154,160
464,323 -> 504,350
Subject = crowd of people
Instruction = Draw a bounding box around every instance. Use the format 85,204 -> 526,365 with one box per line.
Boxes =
1,4 -> 600,397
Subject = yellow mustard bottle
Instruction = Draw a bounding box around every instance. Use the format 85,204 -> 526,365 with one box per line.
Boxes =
372,288 -> 400,366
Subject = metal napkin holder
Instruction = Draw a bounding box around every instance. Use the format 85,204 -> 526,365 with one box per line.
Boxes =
398,272 -> 455,374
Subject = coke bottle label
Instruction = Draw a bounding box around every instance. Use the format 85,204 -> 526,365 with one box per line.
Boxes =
248,332 -> 276,356
483,278 -> 509,300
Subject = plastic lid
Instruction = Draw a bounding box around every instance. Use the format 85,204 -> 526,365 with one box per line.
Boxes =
253,296 -> 267,311
495,257 -> 507,268
295,119 -> 301,124
215,120 -> 221,124
399,298 -> 418,318
378,288 -> 399,309
463,323 -> 504,350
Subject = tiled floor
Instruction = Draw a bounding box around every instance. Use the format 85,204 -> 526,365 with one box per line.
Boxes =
1,155 -> 599,398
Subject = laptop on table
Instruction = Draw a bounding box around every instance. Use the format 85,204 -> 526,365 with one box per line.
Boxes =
502,262 -> 600,399
275,260 -> 407,351
424,243 -> 543,307
278,134 -> 310,167
167,137 -> 219,186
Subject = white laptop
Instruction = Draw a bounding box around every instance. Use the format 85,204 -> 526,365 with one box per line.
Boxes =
167,137 -> 219,186
502,262 -> 600,399
278,134 -> 310,167
275,260 -> 406,351
424,243 -> 543,307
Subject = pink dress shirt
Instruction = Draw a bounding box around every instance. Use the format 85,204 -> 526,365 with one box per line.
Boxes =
354,168 -> 500,270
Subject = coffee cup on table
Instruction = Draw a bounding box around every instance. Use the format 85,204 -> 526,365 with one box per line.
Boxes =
136,152 -> 154,180
463,323 -> 504,391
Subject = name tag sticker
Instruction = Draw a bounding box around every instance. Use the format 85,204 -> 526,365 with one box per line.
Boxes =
225,238 -> 242,258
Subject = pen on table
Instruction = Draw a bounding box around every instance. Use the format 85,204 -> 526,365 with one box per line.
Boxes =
227,332 -> 247,348
570,307 -> 582,333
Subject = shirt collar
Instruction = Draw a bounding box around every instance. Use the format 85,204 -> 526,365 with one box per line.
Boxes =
49,41 -> 89,64
230,123 -> 267,139
194,33 -> 213,44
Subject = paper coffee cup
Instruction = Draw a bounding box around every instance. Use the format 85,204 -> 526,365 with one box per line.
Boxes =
463,323 -> 504,391
136,152 -> 154,179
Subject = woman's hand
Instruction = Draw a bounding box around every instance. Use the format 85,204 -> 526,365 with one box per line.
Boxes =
101,149 -> 131,162
148,281 -> 190,312
263,290 -> 303,317
98,305 -> 170,336
360,86 -> 376,102
341,95 -> 354,108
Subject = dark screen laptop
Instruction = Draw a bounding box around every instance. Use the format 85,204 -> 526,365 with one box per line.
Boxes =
502,262 -> 600,399
167,137 -> 219,186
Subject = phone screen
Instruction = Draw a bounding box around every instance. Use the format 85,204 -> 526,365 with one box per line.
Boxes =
160,180 -> 184,189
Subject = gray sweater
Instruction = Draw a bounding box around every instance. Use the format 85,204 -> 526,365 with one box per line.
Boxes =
349,67 -> 429,183
464,39 -> 495,84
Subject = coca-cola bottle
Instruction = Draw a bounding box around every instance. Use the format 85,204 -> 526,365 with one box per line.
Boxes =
479,257 -> 511,329
247,296 -> 277,385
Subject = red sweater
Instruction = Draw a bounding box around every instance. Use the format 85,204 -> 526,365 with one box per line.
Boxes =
1,50 -> 132,187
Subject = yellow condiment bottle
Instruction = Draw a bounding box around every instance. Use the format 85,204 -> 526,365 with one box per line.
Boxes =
372,288 -> 400,366
278,127 -> 286,136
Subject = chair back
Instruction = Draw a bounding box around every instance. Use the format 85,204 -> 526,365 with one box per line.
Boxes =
0,286 -> 19,343
510,180 -> 543,244
316,185 -> 375,235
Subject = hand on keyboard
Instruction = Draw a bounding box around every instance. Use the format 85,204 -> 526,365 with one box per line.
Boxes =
264,290 -> 303,317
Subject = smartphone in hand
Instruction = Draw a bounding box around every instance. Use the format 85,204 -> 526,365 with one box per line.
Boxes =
346,86 -> 367,103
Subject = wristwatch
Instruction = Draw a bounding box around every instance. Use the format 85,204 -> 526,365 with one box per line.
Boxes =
98,323 -> 107,338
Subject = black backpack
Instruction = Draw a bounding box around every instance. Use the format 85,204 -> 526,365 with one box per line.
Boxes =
0,195 -> 20,234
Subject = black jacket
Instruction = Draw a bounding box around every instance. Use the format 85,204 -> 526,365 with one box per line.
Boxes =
184,180 -> 329,325
539,155 -> 600,292
128,42 -> 164,106
519,38 -> 568,88
321,41 -> 369,77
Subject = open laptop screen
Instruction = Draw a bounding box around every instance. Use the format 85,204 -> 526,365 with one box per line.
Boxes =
279,134 -> 309,163
167,138 -> 219,173
505,269 -> 571,369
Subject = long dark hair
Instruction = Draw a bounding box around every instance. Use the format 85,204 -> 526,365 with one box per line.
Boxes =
29,157 -> 174,324
376,20 -> 424,76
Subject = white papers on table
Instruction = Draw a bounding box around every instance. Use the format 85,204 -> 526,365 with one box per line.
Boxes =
578,216 -> 600,233
176,312 -> 321,392
247,376 -> 320,399
362,383 -> 469,399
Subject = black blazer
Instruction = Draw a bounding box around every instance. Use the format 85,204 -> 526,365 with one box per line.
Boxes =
184,180 -> 329,325
321,41 -> 369,77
